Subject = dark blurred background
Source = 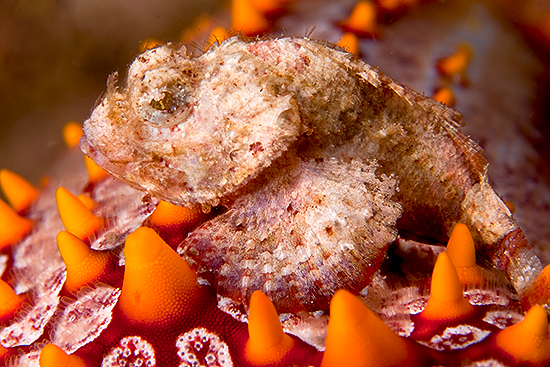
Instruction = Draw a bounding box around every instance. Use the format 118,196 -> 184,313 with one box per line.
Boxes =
0,0 -> 222,185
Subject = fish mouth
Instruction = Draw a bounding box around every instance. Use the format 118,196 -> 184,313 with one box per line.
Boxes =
80,136 -> 110,169
80,136 -> 133,186
80,135 -> 176,201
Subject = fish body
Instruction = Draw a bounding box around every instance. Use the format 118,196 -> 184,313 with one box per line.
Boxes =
82,37 -> 541,311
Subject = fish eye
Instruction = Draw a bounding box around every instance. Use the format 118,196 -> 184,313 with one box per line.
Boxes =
131,77 -> 191,127
150,91 -> 174,111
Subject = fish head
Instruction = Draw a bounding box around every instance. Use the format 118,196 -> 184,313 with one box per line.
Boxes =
82,38 -> 303,207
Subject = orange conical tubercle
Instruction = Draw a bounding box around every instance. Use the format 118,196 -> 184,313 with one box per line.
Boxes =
0,199 -> 33,250
231,0 -> 270,36
118,227 -> 201,327
446,223 -> 484,286
84,156 -> 109,184
0,169 -> 39,213
340,0 -> 378,37
56,231 -> 118,293
62,121 -> 83,149
495,304 -> 550,365
419,252 -> 475,322
0,279 -> 26,323
56,187 -> 103,241
39,343 -> 87,367
245,290 -> 294,365
321,289 -> 419,367
522,264 -> 550,310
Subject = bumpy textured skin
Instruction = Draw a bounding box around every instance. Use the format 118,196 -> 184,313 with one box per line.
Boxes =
82,36 -> 540,311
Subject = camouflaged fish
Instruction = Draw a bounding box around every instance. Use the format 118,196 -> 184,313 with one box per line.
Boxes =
81,36 -> 542,312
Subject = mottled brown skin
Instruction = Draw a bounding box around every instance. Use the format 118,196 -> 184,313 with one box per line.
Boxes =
82,36 -> 541,311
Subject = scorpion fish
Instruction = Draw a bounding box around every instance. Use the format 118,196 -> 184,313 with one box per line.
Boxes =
81,36 -> 542,313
